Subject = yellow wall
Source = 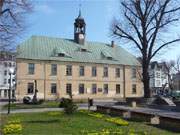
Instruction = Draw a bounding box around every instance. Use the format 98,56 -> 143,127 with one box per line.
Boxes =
16,59 -> 143,100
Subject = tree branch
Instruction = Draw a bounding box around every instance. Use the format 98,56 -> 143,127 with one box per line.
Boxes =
148,0 -> 171,59
114,25 -> 142,51
121,1 -> 141,20
151,39 -> 180,59
124,11 -> 143,45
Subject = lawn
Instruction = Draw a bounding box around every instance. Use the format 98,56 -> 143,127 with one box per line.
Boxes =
2,101 -> 59,110
1,111 -> 179,135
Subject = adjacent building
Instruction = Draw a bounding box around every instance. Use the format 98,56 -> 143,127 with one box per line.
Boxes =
0,52 -> 16,99
149,61 -> 169,93
173,72 -> 180,90
16,12 -> 143,100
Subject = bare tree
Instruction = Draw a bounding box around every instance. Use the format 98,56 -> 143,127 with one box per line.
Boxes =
165,60 -> 175,90
164,56 -> 180,90
174,55 -> 180,73
0,0 -> 32,51
111,0 -> 180,98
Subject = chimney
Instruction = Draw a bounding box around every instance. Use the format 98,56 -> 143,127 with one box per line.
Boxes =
111,41 -> 115,48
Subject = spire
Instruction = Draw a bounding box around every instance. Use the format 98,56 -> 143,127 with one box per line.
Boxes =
78,3 -> 82,18
74,2 -> 86,45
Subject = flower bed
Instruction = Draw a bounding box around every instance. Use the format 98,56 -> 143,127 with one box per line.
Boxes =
2,119 -> 22,135
79,110 -> 129,126
88,113 -> 105,119
105,117 -> 129,126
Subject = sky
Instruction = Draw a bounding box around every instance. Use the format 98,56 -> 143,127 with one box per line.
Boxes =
19,0 -> 180,61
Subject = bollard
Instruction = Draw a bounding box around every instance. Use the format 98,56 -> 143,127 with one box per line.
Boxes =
123,111 -> 131,119
88,98 -> 93,111
132,101 -> 136,108
151,115 -> 160,125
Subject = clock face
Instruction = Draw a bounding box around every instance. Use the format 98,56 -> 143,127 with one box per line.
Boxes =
79,34 -> 84,39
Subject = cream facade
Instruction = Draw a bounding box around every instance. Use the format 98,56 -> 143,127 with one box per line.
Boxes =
16,59 -> 143,100
16,12 -> 143,100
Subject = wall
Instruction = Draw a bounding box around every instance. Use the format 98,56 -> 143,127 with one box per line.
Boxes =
16,59 -> 143,100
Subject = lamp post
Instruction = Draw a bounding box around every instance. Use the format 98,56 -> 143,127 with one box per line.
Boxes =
32,80 -> 38,103
8,67 -> 14,114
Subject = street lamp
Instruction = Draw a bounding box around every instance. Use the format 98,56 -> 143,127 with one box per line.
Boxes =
8,67 -> 14,114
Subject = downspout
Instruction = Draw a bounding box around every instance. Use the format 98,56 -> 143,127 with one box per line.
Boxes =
43,62 -> 46,100
123,65 -> 126,99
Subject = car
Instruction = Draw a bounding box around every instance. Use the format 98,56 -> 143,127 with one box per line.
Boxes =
23,96 -> 32,104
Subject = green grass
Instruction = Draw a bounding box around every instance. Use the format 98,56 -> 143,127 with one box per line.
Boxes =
1,111 -> 179,135
2,101 -> 59,110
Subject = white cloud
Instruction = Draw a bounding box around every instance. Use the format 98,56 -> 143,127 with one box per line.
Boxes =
36,4 -> 55,14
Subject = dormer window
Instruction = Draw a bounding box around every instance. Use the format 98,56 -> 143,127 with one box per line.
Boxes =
101,50 -> 114,60
107,56 -> 113,60
81,48 -> 87,52
52,47 -> 71,58
58,53 -> 65,57
79,46 -> 89,52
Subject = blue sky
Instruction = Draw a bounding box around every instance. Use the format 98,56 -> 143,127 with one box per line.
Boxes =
20,0 -> 180,61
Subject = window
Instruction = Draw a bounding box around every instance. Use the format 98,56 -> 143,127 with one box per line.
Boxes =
12,79 -> 15,83
107,57 -> 113,60
104,84 -> 108,94
103,67 -> 108,77
66,83 -> 72,95
4,79 -> 7,84
79,84 -> 84,94
156,72 -> 160,78
51,83 -> 57,94
116,84 -> 121,94
51,64 -> 57,75
80,48 -> 87,52
58,53 -> 65,57
92,66 -> 97,77
8,79 -> 10,84
4,70 -> 7,76
12,63 -> 16,67
9,62 -> 12,67
28,63 -> 35,74
132,84 -> 136,94
12,90 -> 15,98
156,80 -> 161,87
27,83 -> 34,94
66,65 -> 72,76
79,66 -> 85,76
4,90 -> 7,97
92,84 -> 97,94
4,62 -> 7,67
116,68 -> 120,77
132,67 -> 136,79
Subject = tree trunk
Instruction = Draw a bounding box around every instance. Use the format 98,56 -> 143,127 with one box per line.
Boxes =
142,58 -> 151,98
168,74 -> 174,90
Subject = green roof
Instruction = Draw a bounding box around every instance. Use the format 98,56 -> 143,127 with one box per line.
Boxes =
16,35 -> 140,66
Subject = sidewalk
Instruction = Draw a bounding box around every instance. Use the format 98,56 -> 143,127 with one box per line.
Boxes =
0,106 -> 96,114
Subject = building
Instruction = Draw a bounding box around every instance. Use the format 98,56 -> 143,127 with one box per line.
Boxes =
149,61 -> 169,93
16,12 -> 143,100
173,72 -> 180,90
0,52 -> 16,100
